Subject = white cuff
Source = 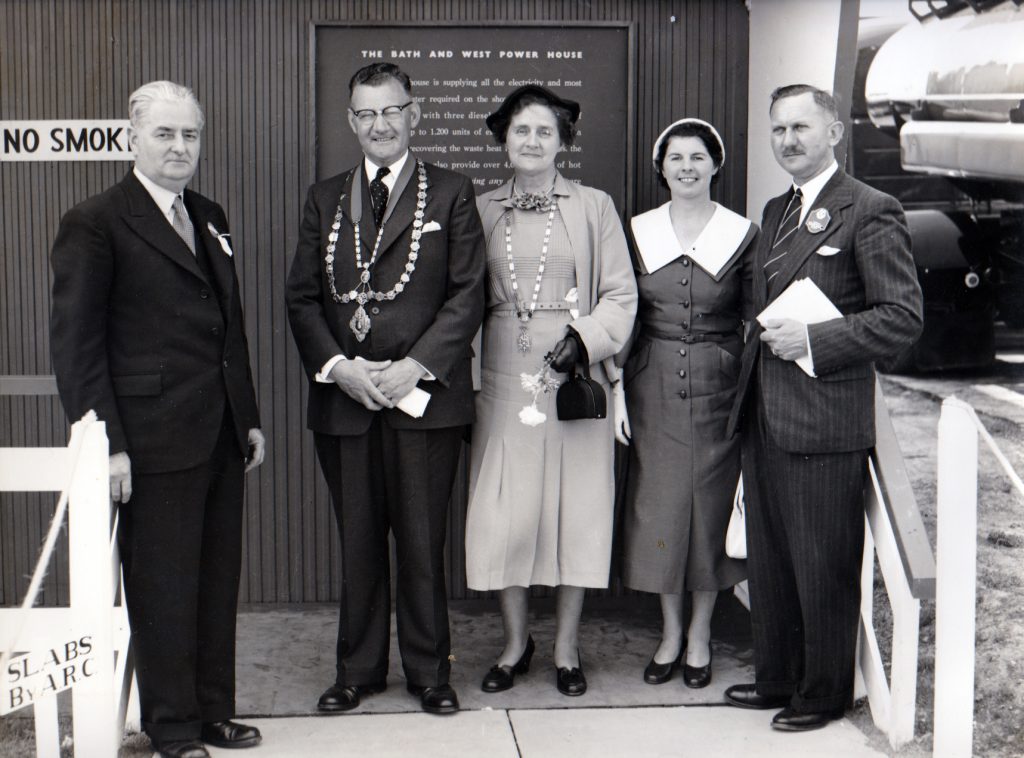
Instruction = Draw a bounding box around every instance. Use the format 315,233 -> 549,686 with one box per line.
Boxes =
408,357 -> 435,381
316,354 -> 346,383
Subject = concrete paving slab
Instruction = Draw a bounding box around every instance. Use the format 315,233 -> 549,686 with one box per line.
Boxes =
200,706 -> 887,758
205,709 -> 518,758
233,595 -> 756,717
509,706 -> 888,758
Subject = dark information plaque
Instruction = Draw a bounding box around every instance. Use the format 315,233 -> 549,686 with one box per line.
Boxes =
312,22 -> 634,211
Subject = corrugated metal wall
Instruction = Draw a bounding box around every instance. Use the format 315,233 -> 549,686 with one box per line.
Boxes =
0,0 -> 749,604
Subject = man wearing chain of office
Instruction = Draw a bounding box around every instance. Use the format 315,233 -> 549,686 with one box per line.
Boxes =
287,61 -> 485,716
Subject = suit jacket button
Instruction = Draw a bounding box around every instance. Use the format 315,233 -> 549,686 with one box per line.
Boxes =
223,360 -> 229,368
681,321 -> 689,329
682,300 -> 690,308
679,390 -> 687,399
211,326 -> 220,335
679,349 -> 686,357
371,306 -> 380,315
681,278 -> 688,286
200,289 -> 210,299
678,370 -> 686,378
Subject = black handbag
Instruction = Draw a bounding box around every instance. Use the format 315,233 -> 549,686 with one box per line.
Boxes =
556,360 -> 607,420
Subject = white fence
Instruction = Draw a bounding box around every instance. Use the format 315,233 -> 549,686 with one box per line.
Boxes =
0,412 -> 137,757
851,388 -> 1004,757
931,395 -> 1024,758
853,382 -> 936,750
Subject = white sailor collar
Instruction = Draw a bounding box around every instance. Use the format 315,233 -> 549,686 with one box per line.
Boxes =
630,201 -> 753,280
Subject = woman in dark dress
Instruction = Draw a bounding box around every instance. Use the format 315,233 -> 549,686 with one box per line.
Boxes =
614,119 -> 755,688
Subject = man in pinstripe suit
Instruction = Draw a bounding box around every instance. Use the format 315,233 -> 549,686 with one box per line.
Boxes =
725,84 -> 922,732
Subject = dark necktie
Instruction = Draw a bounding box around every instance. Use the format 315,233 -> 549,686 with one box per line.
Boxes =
763,187 -> 802,285
369,166 -> 390,228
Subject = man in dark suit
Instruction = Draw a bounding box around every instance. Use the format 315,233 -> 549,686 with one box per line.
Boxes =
50,81 -> 264,758
286,62 -> 485,715
725,84 -> 923,731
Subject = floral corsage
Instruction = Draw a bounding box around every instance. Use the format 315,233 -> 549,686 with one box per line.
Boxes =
519,355 -> 561,426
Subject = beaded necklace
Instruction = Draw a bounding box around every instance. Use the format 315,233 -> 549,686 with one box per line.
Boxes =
505,199 -> 558,354
324,160 -> 428,342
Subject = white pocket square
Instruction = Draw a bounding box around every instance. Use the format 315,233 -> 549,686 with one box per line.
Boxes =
207,222 -> 233,256
815,245 -> 841,257
421,220 -> 442,233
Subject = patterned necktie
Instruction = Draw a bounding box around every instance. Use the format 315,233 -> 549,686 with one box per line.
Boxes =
369,166 -> 390,228
763,187 -> 802,284
171,195 -> 196,256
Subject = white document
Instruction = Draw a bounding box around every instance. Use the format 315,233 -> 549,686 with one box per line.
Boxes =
396,386 -> 431,418
757,278 -> 842,377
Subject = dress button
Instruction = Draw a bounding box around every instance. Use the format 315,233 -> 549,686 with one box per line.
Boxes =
679,390 -> 688,399
681,278 -> 688,286
682,258 -> 690,267
679,370 -> 686,378
200,289 -> 210,299
679,349 -> 686,357
682,321 -> 689,329
682,300 -> 690,308
371,306 -> 381,315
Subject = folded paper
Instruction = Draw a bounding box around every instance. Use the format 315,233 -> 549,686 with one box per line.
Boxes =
757,278 -> 842,377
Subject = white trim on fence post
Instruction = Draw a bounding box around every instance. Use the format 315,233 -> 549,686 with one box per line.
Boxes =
67,420 -> 119,757
31,693 -> 59,758
934,397 -> 978,758
854,512 -> 874,703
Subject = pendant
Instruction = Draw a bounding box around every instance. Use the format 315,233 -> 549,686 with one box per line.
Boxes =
350,304 -> 371,342
517,325 -> 531,354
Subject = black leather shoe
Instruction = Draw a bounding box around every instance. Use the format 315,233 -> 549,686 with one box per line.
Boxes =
153,740 -> 210,758
771,706 -> 845,732
407,682 -> 459,714
555,650 -> 587,696
724,683 -> 791,710
482,635 -> 535,693
317,681 -> 387,712
643,649 -> 682,685
200,720 -> 262,749
683,645 -> 712,689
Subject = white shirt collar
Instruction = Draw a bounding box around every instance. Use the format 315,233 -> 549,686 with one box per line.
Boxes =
793,160 -> 838,224
363,151 -> 409,191
133,167 -> 185,224
630,202 -> 753,278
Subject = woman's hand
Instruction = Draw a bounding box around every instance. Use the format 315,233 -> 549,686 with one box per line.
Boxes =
613,382 -> 631,445
547,332 -> 581,373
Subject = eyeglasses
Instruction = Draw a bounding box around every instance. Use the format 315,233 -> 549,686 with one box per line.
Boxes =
349,102 -> 414,125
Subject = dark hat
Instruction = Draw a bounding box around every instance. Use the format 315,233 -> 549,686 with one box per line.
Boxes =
485,85 -> 581,136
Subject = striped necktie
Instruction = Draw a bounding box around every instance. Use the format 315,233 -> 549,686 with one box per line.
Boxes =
171,195 -> 196,256
763,187 -> 802,284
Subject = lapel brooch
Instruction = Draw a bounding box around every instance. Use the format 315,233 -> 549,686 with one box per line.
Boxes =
207,222 -> 233,257
805,208 -> 831,234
